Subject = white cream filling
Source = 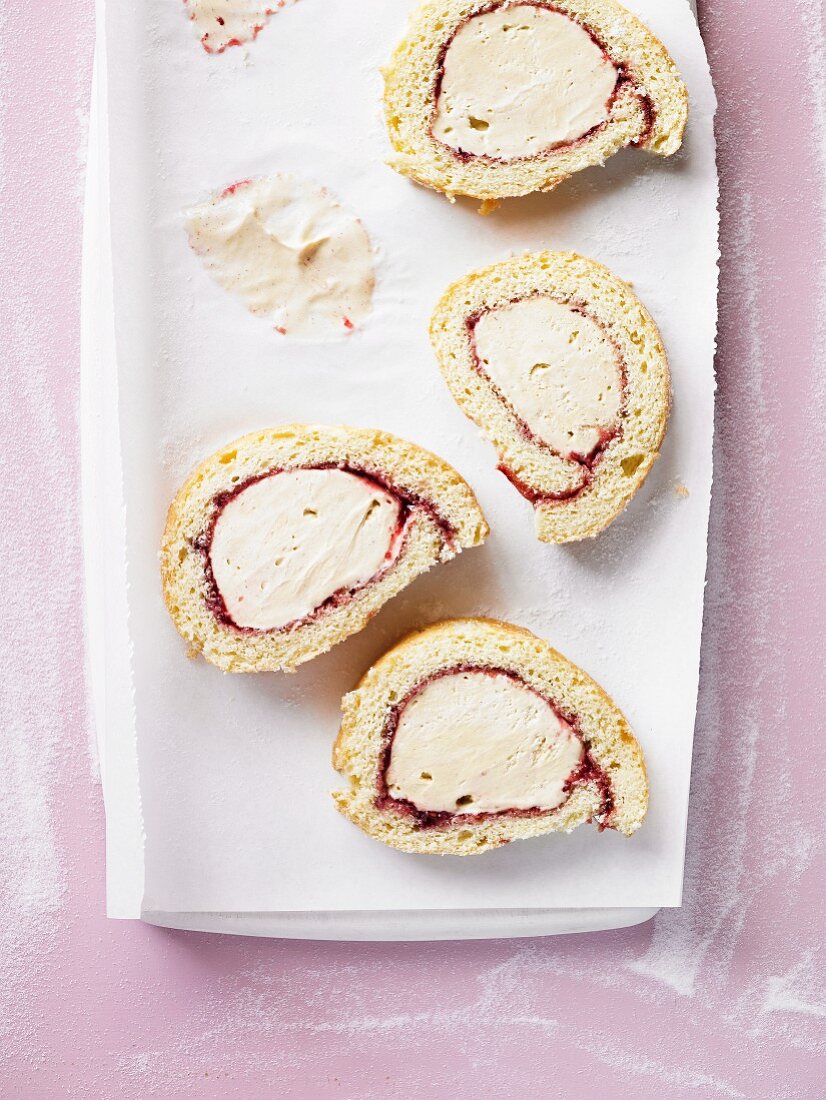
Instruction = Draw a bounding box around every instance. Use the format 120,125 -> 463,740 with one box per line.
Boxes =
185,175 -> 375,342
433,4 -> 618,160
209,469 -> 402,630
473,296 -> 622,458
185,0 -> 280,53
386,670 -> 583,814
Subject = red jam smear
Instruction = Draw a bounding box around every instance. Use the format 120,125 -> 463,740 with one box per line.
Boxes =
465,295 -> 628,504
430,0 -> 655,162
376,664 -> 615,830
193,464 -> 457,634
219,179 -> 253,198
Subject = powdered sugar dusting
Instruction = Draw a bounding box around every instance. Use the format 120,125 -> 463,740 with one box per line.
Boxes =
763,956 -> 826,1022
0,0 -> 83,1073
114,953 -> 752,1097
795,0 -> 826,416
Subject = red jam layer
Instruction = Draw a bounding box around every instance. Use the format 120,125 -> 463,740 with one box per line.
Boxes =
430,1 -> 655,163
193,464 -> 457,634
375,664 -> 615,830
466,295 -> 628,504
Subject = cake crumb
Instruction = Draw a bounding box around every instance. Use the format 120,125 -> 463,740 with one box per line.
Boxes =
478,199 -> 501,217
674,481 -> 690,498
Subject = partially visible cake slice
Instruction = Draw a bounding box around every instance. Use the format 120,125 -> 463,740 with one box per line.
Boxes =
332,618 -> 647,854
161,425 -> 488,673
430,250 -> 670,543
383,0 -> 688,201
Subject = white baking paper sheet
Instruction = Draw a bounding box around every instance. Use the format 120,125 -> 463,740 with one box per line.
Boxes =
98,0 -> 717,918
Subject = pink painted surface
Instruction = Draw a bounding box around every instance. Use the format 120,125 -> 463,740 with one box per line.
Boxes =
2,0 -> 825,1095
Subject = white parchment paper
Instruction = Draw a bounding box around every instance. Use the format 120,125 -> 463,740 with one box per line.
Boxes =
103,0 -> 717,912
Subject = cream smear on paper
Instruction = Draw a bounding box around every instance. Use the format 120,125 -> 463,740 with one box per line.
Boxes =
184,0 -> 290,55
473,296 -> 623,458
185,175 -> 375,342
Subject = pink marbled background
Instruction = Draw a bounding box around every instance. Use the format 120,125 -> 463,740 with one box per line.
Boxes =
2,0 -> 826,1095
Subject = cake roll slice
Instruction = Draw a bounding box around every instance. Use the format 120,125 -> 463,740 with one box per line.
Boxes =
161,426 -> 488,673
431,251 -> 670,542
383,0 -> 688,202
333,618 -> 647,854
